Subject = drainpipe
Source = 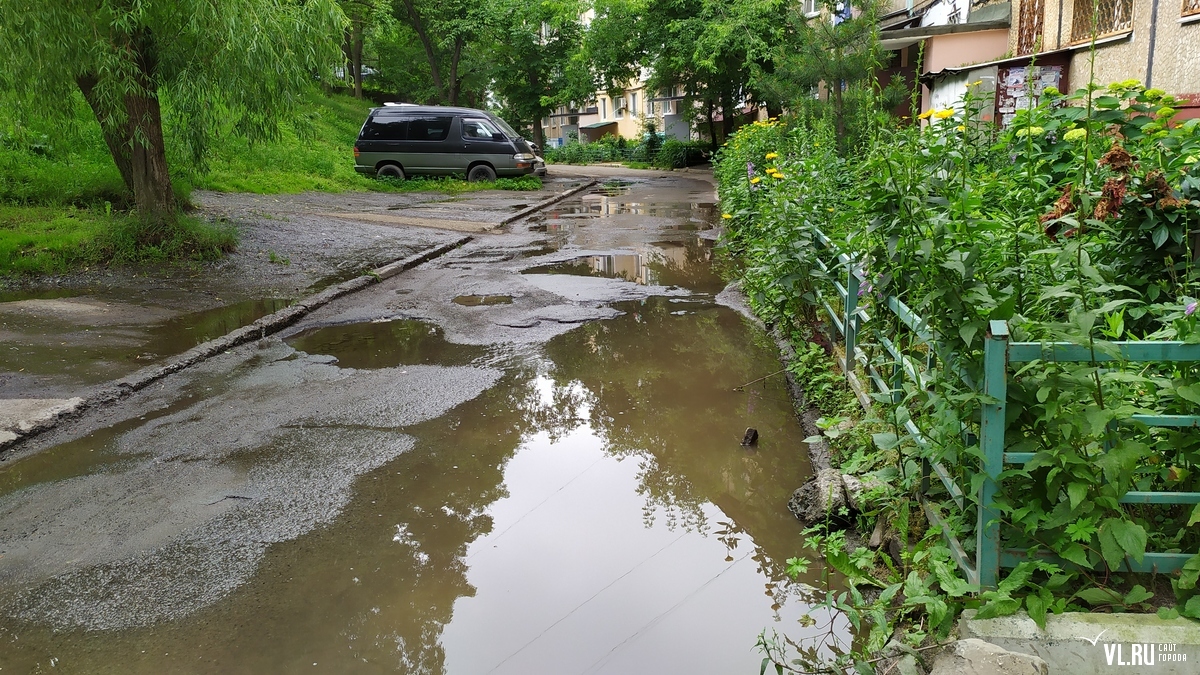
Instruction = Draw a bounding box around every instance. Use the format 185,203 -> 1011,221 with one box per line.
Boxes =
1146,0 -> 1161,87
1057,0 -> 1064,49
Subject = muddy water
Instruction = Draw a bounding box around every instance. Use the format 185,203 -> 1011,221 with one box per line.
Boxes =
0,294 -> 291,390
0,179 -> 847,673
0,300 -> 843,674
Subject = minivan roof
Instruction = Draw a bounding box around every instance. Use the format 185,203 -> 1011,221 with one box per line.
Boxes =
369,105 -> 494,117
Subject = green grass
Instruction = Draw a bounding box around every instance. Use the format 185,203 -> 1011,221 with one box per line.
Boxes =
0,88 -> 541,276
0,205 -> 236,275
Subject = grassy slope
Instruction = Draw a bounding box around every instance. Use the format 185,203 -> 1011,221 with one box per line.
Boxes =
0,90 -> 537,275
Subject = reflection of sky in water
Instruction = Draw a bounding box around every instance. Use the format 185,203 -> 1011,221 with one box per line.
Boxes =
439,371 -> 848,675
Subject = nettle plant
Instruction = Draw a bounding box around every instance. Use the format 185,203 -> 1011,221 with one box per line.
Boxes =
719,79 -> 1200,670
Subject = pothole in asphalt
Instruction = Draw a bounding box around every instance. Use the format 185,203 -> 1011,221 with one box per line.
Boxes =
286,319 -> 487,368
452,295 -> 514,307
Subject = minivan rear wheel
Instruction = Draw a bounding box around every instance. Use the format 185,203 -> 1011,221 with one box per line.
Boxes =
377,164 -> 405,180
467,164 -> 496,183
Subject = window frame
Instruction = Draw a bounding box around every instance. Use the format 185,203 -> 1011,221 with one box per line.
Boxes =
1069,0 -> 1134,43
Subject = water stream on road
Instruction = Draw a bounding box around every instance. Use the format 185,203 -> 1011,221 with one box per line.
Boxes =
0,178 -> 849,673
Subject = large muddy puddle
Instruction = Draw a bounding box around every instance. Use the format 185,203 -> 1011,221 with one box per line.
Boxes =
0,177 -> 847,672
0,298 -> 844,673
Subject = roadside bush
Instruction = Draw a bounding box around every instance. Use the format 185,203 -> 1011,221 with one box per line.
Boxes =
654,138 -> 708,169
719,81 -> 1200,663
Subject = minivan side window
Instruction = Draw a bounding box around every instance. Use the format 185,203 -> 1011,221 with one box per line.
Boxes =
406,116 -> 453,141
462,118 -> 500,139
361,117 -> 409,141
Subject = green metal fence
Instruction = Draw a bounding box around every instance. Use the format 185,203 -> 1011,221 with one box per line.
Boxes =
807,222 -> 1200,590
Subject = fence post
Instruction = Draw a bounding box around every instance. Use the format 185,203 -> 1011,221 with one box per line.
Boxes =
978,320 -> 1010,590
844,265 -> 860,369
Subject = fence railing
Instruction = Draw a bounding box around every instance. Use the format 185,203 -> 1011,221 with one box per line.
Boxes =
808,222 -> 1200,590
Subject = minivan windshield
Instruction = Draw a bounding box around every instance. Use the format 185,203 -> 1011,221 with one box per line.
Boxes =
490,116 -> 521,139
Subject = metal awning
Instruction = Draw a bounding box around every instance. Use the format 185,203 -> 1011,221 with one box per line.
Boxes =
580,121 -> 617,130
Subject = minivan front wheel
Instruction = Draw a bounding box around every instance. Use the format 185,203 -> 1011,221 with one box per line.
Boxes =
377,164 -> 405,180
467,164 -> 496,183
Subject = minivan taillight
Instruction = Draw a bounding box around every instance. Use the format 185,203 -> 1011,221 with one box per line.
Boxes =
353,146 -> 361,158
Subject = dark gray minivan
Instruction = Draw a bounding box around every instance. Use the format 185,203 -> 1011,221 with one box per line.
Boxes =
353,104 -> 543,182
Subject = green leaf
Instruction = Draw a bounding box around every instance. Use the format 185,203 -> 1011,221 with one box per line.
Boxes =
1185,595 -> 1200,619
1158,607 -> 1181,620
1152,224 -> 1169,249
872,432 -> 899,451
1059,542 -> 1090,567
959,322 -> 979,347
1026,589 -> 1051,629
1067,482 -> 1088,510
1124,584 -> 1154,605
1074,587 -> 1123,606
975,592 -> 1021,619
1108,518 -> 1148,563
1096,518 -> 1148,570
998,562 -> 1036,594
1177,383 -> 1200,405
1190,504 -> 1200,527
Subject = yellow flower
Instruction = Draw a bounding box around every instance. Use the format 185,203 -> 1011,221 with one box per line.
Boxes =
827,208 -> 835,212
750,176 -> 762,184
956,125 -> 966,132
765,152 -> 779,160
1063,128 -> 1088,143
934,109 -> 955,119
722,213 -> 733,219
772,173 -> 786,179
766,167 -> 778,174
969,80 -> 983,87
917,109 -> 935,120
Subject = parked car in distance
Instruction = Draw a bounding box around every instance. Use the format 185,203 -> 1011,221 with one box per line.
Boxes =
353,105 -> 545,182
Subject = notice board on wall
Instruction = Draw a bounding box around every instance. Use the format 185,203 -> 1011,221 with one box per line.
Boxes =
997,65 -> 1063,127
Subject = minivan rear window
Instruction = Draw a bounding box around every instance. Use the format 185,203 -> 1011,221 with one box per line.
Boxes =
360,115 -> 452,141
361,118 -> 409,141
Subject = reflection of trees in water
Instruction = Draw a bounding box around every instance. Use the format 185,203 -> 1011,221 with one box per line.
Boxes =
344,365 -> 545,673
534,298 -> 814,592
346,301 -> 816,670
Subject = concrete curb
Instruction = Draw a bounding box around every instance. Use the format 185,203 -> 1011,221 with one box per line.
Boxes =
499,179 -> 598,227
0,236 -> 470,455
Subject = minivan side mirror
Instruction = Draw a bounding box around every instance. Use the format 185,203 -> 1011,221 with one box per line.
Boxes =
492,132 -> 506,142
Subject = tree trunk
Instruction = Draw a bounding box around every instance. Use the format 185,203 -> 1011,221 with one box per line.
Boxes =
400,0 -> 446,102
127,28 -> 176,226
706,102 -> 718,152
448,37 -> 463,105
720,90 -> 736,142
532,118 -> 545,149
126,91 -> 176,226
76,75 -> 134,195
351,16 -> 364,99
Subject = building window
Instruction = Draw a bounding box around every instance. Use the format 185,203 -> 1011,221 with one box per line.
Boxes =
1071,0 -> 1133,42
1185,0 -> 1200,17
1016,0 -> 1044,55
600,98 -> 607,119
802,0 -> 819,17
630,92 -> 638,116
615,97 -> 625,119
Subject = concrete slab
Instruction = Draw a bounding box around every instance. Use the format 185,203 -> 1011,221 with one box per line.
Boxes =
0,398 -> 84,437
961,609 -> 1200,673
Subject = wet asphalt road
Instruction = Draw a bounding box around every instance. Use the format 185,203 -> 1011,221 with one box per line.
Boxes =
0,170 -> 843,673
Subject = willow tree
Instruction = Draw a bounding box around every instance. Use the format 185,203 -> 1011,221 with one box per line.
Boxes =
0,0 -> 344,227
